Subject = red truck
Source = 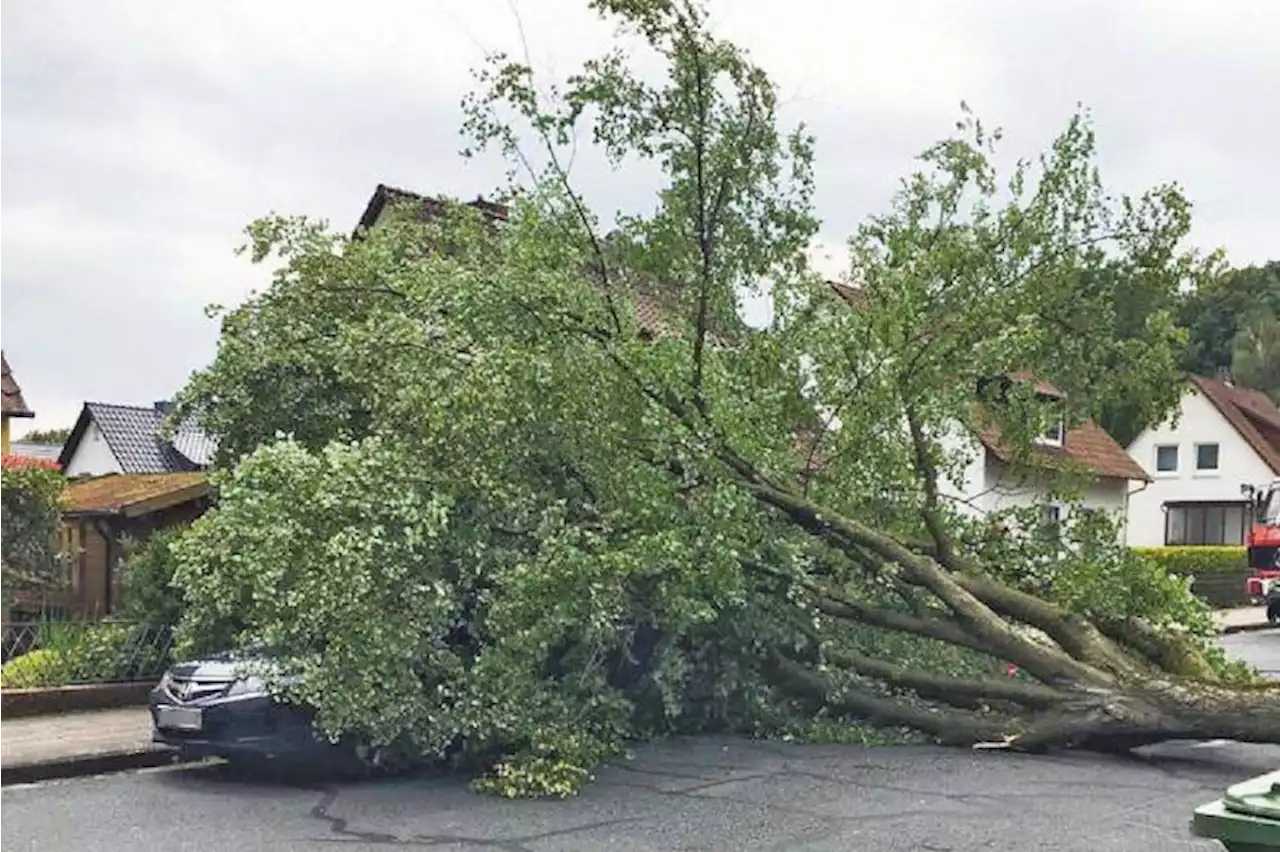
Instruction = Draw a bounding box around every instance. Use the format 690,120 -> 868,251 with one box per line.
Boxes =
1241,481 -> 1280,625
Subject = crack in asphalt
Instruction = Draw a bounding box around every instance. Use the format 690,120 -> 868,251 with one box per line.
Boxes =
307,787 -> 645,850
294,742 -> 1268,849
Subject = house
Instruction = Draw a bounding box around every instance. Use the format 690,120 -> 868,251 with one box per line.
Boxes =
934,377 -> 1149,529
48,472 -> 212,618
1125,376 -> 1280,547
827,286 -> 1148,530
58,401 -> 215,478
355,184 -> 682,338
0,350 -> 53,470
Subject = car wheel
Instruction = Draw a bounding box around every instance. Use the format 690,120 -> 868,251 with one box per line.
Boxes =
351,742 -> 412,777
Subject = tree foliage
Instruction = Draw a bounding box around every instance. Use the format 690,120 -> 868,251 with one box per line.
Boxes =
1230,310 -> 1280,403
1,466 -> 66,594
17,427 -> 72,445
173,0 -> 1276,795
120,527 -> 191,628
1181,261 -> 1280,380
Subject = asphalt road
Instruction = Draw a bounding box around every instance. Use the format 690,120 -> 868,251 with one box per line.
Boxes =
3,630 -> 1276,852
1222,626 -> 1280,678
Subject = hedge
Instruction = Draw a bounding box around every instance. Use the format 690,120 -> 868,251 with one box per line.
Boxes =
1131,546 -> 1249,608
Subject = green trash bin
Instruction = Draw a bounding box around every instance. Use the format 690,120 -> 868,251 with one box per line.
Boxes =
1192,771 -> 1280,851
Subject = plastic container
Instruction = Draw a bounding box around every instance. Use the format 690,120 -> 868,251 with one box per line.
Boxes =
1192,770 -> 1280,851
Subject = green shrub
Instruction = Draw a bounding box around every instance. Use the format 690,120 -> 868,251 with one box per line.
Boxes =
2,621 -> 171,688
1,466 -> 66,598
120,527 -> 189,628
1,649 -> 71,689
1132,546 -> 1250,608
64,622 -> 135,682
1132,546 -> 1247,575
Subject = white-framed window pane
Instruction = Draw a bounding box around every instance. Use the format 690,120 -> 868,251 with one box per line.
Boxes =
1223,504 -> 1246,545
1204,505 -> 1226,544
1166,506 -> 1187,544
1196,443 -> 1220,471
1155,445 -> 1178,472
1165,502 -> 1248,545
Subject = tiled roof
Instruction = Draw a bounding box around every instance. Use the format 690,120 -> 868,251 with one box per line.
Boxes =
1191,375 -> 1280,474
355,184 -> 508,236
824,284 -> 1139,480
978,418 -> 1150,482
63,472 -> 209,517
829,282 -> 869,309
59,403 -> 216,474
2,352 -> 34,418
1005,371 -> 1065,399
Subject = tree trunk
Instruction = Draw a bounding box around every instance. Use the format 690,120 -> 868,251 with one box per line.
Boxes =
771,652 -> 1280,754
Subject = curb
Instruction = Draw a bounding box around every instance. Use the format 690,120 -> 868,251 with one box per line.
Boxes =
1221,621 -> 1276,635
1,746 -> 183,787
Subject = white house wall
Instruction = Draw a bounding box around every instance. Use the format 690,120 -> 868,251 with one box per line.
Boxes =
935,422 -> 988,520
931,423 -> 1131,542
1125,386 -> 1274,547
63,421 -> 123,477
980,457 -> 1129,518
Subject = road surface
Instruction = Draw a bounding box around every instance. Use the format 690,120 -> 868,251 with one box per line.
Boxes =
2,630 -> 1276,852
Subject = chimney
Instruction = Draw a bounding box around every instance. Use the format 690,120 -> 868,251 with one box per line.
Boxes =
154,400 -> 176,415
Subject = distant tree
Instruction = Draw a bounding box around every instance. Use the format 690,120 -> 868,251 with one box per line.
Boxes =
1231,311 -> 1280,402
18,427 -> 71,445
1180,261 -> 1280,378
1091,260 -> 1194,446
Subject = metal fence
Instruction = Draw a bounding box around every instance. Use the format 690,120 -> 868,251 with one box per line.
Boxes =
1,620 -> 175,685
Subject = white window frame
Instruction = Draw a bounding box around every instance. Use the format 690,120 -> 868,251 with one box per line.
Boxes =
1194,442 -> 1220,474
1035,418 -> 1065,448
1154,444 -> 1179,475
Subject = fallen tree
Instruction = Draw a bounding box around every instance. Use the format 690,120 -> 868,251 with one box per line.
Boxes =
172,0 -> 1277,796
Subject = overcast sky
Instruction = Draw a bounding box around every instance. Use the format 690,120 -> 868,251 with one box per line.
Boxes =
3,0 -> 1277,435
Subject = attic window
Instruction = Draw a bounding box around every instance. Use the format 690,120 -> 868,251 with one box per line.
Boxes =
1036,417 -> 1065,448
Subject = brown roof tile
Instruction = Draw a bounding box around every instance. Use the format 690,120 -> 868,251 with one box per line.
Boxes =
2,352 -> 35,418
64,472 -> 209,517
824,286 -> 1135,480
978,417 -> 1150,482
355,184 -> 508,236
1191,375 -> 1280,474
1005,371 -> 1065,399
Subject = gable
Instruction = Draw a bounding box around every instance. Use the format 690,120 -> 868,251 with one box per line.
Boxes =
59,402 -> 215,476
63,418 -> 124,477
1129,383 -> 1277,478
1188,376 -> 1280,474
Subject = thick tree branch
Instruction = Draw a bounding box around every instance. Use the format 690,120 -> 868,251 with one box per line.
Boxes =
905,409 -> 956,567
1092,616 -> 1219,680
823,647 -> 1069,710
767,653 -> 1013,745
725,469 -> 1110,686
953,573 -> 1147,679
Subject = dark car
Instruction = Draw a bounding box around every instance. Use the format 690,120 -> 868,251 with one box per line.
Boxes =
149,651 -> 353,769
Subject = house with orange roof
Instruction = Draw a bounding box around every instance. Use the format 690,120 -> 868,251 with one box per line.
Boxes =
826,286 -> 1149,533
935,374 -> 1150,530
1126,375 -> 1280,547
0,350 -> 58,470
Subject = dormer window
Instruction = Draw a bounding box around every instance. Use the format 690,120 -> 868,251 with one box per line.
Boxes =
1037,417 -> 1065,447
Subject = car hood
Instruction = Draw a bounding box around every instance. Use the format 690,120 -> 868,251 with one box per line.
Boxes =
168,651 -> 284,683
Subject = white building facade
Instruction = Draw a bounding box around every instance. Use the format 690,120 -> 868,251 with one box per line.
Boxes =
1125,377 -> 1280,547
